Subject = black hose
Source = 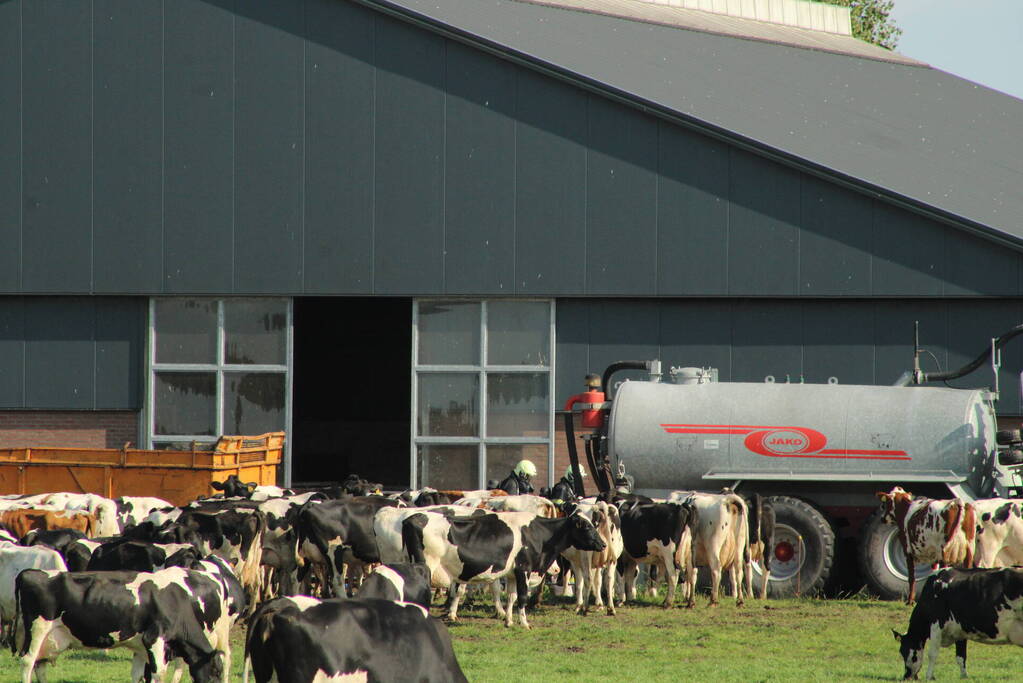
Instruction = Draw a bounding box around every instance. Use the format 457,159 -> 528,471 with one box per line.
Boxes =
602,361 -> 650,400
563,412 -> 586,498
920,324 -> 1023,383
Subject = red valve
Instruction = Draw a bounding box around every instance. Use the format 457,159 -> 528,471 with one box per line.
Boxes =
563,389 -> 606,429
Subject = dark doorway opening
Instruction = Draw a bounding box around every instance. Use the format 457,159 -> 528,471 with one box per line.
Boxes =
292,298 -> 411,489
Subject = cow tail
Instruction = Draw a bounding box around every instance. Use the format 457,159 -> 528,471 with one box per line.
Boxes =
10,576 -> 18,655
246,511 -> 267,607
729,494 -> 750,569
401,515 -> 428,564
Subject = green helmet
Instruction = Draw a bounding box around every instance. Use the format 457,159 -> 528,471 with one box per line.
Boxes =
514,460 -> 538,478
565,464 -> 587,479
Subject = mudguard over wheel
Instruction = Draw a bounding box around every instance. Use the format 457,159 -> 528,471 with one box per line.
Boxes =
759,496 -> 835,598
858,507 -> 935,601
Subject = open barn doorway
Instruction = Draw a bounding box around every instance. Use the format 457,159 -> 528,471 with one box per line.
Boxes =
291,298 -> 411,489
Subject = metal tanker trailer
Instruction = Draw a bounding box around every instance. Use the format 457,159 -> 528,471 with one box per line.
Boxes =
608,381 -> 999,500
569,329 -> 1023,601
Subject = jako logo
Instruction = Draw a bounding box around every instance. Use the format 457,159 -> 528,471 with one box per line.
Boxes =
744,427 -> 825,456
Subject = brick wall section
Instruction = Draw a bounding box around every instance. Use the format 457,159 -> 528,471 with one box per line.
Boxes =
0,412 -> 139,449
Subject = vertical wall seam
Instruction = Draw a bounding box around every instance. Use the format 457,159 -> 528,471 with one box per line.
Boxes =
512,68 -> 517,295
90,0 -> 95,294
725,147 -> 731,295
371,16 -> 377,295
300,2 -> 307,294
582,94 -> 588,294
653,121 -> 659,295
441,40 -> 447,295
795,172 -> 801,297
160,0 -> 165,291
231,5 -> 236,294
18,0 -> 23,292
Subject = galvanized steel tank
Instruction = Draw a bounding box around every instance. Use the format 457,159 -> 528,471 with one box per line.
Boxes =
607,381 -> 997,496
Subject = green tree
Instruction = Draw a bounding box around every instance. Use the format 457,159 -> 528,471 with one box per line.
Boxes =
819,0 -> 902,50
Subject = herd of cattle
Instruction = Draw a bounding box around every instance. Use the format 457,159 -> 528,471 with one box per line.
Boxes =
1,479 -> 1023,681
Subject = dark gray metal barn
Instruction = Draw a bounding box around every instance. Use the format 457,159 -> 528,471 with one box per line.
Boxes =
0,0 -> 1021,490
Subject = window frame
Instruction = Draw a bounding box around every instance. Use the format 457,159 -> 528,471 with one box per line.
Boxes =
411,299 -> 555,490
145,298 -> 293,483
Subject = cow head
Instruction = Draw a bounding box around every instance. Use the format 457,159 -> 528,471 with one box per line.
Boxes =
876,487 -> 913,525
211,475 -> 257,499
892,629 -> 924,679
567,512 -> 606,552
186,648 -> 225,683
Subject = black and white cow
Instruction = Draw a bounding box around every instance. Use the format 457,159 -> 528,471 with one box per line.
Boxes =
296,496 -> 401,597
741,492 -> 775,600
400,509 -> 605,628
85,539 -> 202,572
14,566 -> 228,683
114,496 -> 175,530
357,562 -> 433,609
0,542 -> 67,647
893,567 -> 1023,679
617,501 -> 698,608
245,597 -> 467,683
19,528 -> 86,556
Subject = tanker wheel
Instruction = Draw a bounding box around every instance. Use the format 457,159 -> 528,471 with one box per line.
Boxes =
757,496 -> 835,598
858,507 -> 936,601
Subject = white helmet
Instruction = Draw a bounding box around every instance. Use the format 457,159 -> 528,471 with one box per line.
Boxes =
514,460 -> 538,478
565,464 -> 587,479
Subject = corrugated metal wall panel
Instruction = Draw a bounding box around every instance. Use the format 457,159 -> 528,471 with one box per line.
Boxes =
556,299 -> 1023,414
944,229 -> 1019,297
801,300 -> 875,385
233,0 -> 304,294
0,297 -> 142,410
656,124 -> 729,296
94,298 -> 145,410
872,204 -> 945,296
21,2 -> 92,293
0,299 -> 25,408
727,150 -> 800,296
443,45 -> 516,295
162,0 -> 234,294
514,72 -> 587,295
0,1 -> 21,293
585,97 -> 658,296
302,0 -> 376,294
25,299 -> 96,409
799,176 -> 872,296
93,0 -> 164,294
373,19 -> 445,295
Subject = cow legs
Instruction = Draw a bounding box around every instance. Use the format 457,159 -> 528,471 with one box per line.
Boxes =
510,569 -> 530,629
21,618 -> 57,683
924,623 -> 942,680
661,557 -> 678,608
601,566 -> 617,615
906,553 -> 917,605
730,562 -> 744,607
621,559 -> 638,603
708,558 -> 723,606
955,640 -> 967,678
447,582 -> 468,622
490,581 -> 506,619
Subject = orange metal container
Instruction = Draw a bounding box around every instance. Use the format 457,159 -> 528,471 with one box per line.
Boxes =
0,432 -> 284,506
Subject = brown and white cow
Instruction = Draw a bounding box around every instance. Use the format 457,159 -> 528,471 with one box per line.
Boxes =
876,486 -> 977,604
671,490 -> 750,607
560,500 -> 623,615
0,508 -> 97,539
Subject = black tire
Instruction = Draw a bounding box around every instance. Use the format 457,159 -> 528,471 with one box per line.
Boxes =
997,429 -> 1022,445
760,496 -> 834,598
858,507 -> 935,601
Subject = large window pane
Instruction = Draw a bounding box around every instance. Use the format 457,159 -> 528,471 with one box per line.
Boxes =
417,445 -> 478,490
154,299 -> 217,363
417,373 -> 479,436
485,443 -> 548,489
487,301 -> 549,366
486,373 -> 548,437
418,301 -> 480,365
224,299 -> 288,365
154,372 -> 216,436
223,372 -> 286,435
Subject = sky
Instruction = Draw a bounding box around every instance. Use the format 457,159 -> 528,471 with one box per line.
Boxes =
890,0 -> 1023,100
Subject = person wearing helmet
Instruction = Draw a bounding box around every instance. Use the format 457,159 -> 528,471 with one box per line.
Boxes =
497,459 -> 537,494
549,464 -> 586,503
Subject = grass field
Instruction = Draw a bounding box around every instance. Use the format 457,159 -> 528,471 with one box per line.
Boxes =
3,594 -> 1020,682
